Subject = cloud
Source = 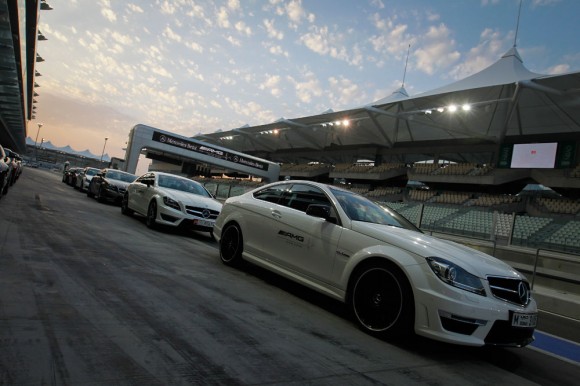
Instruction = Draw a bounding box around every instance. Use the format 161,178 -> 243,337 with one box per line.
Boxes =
127,3 -> 144,13
448,27 -> 510,80
163,26 -> 182,43
546,64 -> 570,74
264,19 -> 284,40
217,7 -> 231,28
235,21 -> 252,36
414,23 -> 461,75
328,76 -> 364,108
288,72 -> 323,104
98,0 -> 117,22
260,75 -> 282,97
40,24 -> 70,43
299,26 -> 363,66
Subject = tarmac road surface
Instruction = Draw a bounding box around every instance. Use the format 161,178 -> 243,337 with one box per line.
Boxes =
0,167 -> 578,385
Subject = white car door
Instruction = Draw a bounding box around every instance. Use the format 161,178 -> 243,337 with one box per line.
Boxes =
130,173 -> 155,214
266,183 -> 343,283
242,183 -> 293,261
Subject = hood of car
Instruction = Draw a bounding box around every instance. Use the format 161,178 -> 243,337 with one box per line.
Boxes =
350,221 -> 523,279
159,188 -> 222,210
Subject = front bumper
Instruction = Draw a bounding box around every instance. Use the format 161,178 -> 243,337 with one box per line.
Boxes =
409,264 -> 537,347
156,204 -> 217,232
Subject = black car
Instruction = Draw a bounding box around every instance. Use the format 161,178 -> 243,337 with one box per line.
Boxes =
87,168 -> 138,204
63,167 -> 83,186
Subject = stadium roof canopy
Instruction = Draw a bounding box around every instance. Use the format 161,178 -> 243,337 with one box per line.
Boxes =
194,47 -> 580,166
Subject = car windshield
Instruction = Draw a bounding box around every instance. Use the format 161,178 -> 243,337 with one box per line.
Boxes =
330,187 -> 420,232
107,171 -> 137,182
158,175 -> 211,197
86,168 -> 99,176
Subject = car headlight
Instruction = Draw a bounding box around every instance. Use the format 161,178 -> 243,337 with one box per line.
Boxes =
163,196 -> 181,211
426,257 -> 486,296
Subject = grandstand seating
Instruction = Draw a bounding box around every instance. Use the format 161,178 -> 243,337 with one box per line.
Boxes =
538,197 -> 580,215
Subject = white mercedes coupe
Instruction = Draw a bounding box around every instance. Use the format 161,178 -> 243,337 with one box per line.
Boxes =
214,181 -> 537,347
122,172 -> 222,235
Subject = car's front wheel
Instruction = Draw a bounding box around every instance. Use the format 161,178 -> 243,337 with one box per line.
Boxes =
96,186 -> 105,203
146,201 -> 158,229
349,261 -> 414,339
219,223 -> 243,266
121,193 -> 133,216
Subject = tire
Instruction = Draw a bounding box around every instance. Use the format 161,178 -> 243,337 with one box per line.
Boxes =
87,182 -> 95,198
96,186 -> 105,203
348,261 -> 414,339
121,193 -> 133,216
219,223 -> 243,266
146,201 -> 158,229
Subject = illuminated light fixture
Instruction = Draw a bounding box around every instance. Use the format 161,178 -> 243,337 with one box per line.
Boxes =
462,104 -> 471,111
448,105 -> 457,112
273,129 -> 279,134
342,119 -> 350,126
437,107 -> 444,113
425,110 -> 432,115
334,121 -> 341,126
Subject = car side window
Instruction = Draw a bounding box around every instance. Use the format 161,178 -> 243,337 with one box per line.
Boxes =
253,184 -> 291,204
136,173 -> 153,184
282,184 -> 331,212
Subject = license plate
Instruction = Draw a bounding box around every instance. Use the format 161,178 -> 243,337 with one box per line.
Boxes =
194,219 -> 214,228
511,312 -> 537,328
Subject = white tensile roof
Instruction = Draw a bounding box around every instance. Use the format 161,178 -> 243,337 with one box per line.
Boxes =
197,46 -> 580,164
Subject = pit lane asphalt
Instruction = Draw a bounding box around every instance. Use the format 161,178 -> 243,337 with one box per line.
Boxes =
0,167 -> 578,385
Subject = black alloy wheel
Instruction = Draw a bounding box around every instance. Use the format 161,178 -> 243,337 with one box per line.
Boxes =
121,193 -> 133,216
96,186 -> 105,203
219,223 -> 243,266
86,181 -> 95,198
146,201 -> 158,229
349,262 -> 414,338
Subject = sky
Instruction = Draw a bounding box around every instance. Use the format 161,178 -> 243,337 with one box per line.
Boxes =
33,0 -> 580,170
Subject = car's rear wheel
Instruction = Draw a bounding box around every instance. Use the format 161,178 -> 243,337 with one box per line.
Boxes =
121,193 -> 133,216
219,223 -> 243,266
146,201 -> 158,229
349,261 -> 414,339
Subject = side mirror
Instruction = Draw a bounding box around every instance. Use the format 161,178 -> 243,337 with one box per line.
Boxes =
306,204 -> 337,224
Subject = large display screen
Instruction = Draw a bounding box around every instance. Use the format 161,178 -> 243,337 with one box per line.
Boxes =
510,142 -> 558,168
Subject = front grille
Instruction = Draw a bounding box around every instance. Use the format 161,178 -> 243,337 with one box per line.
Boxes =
484,320 -> 534,347
185,206 -> 220,219
487,276 -> 531,306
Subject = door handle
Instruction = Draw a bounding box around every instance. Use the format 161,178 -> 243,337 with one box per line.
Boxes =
271,210 -> 282,219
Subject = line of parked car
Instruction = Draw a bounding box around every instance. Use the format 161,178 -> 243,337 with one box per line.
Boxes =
0,144 -> 24,200
62,166 -> 538,348
63,167 -> 223,237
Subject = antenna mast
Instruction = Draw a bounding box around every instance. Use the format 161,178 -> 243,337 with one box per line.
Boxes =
514,0 -> 523,47
402,44 -> 410,88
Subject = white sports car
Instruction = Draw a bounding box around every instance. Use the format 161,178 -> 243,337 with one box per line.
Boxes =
122,172 -> 222,235
214,181 -> 537,347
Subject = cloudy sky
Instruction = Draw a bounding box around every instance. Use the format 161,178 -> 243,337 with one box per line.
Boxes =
33,0 -> 580,166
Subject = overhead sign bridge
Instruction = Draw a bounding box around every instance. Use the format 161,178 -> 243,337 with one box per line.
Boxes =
123,124 -> 280,182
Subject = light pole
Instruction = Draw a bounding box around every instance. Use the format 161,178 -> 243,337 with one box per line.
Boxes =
34,123 -> 43,161
100,137 -> 109,163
